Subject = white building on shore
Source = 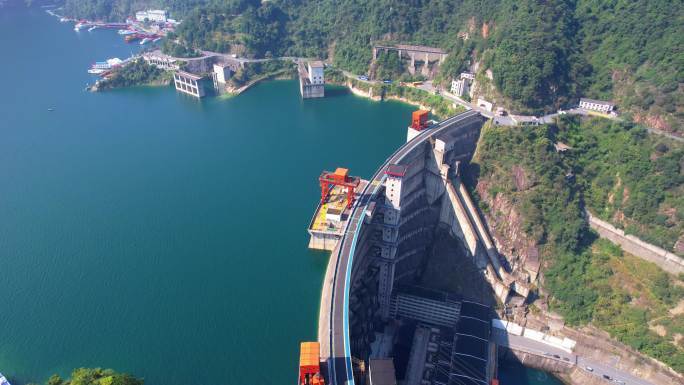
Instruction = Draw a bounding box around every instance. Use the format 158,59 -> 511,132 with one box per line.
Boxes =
135,10 -> 168,23
450,72 -> 475,97
579,98 -> 615,113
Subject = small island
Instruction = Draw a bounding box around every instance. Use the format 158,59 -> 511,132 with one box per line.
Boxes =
26,368 -> 143,385
92,59 -> 171,91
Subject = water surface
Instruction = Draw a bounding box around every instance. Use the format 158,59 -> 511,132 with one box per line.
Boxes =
0,7 -> 560,385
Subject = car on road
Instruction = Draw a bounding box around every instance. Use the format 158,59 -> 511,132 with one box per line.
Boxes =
383,79 -> 392,84
603,374 -> 612,380
553,354 -> 561,359
358,75 -> 368,81
585,366 -> 593,372
563,357 -> 570,362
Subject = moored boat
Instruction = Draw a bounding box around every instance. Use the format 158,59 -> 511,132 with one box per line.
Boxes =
0,372 -> 11,385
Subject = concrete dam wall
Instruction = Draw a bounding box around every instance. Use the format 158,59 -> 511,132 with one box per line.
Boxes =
342,114 -> 488,360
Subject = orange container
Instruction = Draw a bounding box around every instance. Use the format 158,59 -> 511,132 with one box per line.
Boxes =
332,168 -> 349,181
411,110 -> 429,129
299,342 -> 321,379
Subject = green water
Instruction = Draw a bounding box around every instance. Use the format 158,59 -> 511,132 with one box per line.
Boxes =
0,7 -> 561,385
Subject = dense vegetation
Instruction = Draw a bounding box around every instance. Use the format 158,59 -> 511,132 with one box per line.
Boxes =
229,59 -> 296,87
329,70 -> 464,119
59,0 -> 682,132
28,368 -> 143,385
556,116 -> 684,254
470,121 -> 684,372
161,35 -> 201,57
98,59 -> 168,89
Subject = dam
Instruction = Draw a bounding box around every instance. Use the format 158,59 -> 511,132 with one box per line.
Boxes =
302,110 -> 658,385
310,110 -> 508,385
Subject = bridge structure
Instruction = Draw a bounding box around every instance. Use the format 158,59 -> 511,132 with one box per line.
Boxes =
318,110 -> 488,385
372,44 -> 448,77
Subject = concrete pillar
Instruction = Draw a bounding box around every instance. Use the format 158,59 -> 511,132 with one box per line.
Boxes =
409,53 -> 415,75
422,53 -> 430,77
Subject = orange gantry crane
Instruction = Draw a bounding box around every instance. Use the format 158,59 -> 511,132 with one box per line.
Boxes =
319,167 -> 361,208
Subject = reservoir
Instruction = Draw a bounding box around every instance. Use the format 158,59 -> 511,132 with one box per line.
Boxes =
0,7 -> 561,385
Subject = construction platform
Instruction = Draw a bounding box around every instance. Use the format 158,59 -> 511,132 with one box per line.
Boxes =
308,168 -> 367,251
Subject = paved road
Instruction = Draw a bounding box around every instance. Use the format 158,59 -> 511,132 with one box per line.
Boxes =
492,329 -> 656,385
326,111 -> 484,385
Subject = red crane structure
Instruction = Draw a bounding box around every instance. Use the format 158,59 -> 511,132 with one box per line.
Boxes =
319,167 -> 361,208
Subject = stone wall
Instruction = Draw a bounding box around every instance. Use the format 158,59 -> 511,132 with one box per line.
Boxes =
587,212 -> 684,275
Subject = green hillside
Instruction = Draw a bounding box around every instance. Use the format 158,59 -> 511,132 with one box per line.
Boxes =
60,0 -> 682,133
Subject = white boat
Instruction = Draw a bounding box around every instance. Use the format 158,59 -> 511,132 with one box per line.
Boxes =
139,38 -> 151,45
74,23 -> 85,31
88,68 -> 106,74
92,61 -> 111,69
0,372 -> 11,385
107,58 -> 124,67
118,29 -> 136,35
88,26 -> 98,32
60,17 -> 69,22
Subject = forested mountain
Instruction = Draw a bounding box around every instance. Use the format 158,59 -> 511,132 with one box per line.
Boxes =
58,0 -> 683,131
56,0 -> 684,131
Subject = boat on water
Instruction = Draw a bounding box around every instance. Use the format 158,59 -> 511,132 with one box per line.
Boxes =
140,38 -> 151,45
74,23 -> 85,31
88,57 -> 124,74
0,372 -> 11,385
118,29 -> 136,35
92,61 -> 111,70
88,26 -> 98,32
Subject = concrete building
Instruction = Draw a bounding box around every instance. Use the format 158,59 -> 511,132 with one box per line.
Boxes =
377,164 -> 408,318
142,53 -> 179,71
399,296 -> 494,385
368,359 -> 397,385
390,292 -> 461,327
308,61 -> 324,84
173,71 -> 205,98
212,64 -> 232,93
579,98 -> 615,113
451,72 -> 474,97
299,61 -> 325,98
450,78 -> 469,97
135,9 -> 167,23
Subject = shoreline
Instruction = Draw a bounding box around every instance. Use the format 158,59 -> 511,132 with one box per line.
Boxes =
335,80 -> 442,118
